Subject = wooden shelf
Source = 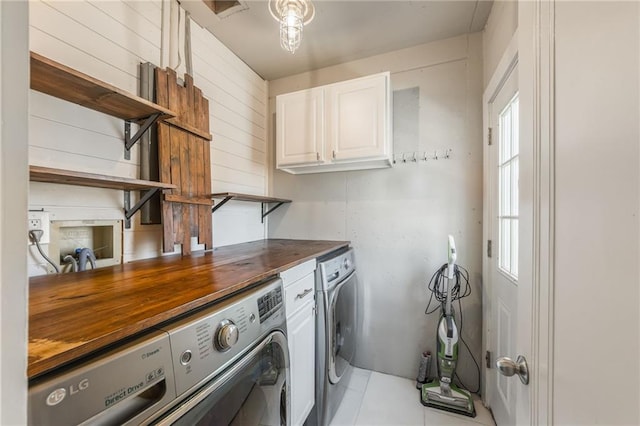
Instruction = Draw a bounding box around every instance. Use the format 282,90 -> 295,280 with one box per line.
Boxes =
30,166 -> 177,228
30,52 -> 175,122
211,192 -> 292,204
211,192 -> 291,222
30,166 -> 176,191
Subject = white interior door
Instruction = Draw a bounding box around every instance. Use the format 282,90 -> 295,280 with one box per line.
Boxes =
486,64 -> 527,425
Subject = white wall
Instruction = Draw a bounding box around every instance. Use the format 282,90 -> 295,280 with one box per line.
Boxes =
482,0 -> 517,87
502,1 -> 640,422
0,1 -> 29,422
189,19 -> 269,247
268,34 -> 484,385
553,2 -> 639,423
27,0 -> 268,276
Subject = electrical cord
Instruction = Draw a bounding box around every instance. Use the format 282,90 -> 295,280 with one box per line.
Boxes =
174,4 -> 182,71
29,230 -> 60,273
424,263 -> 471,315
454,297 -> 481,394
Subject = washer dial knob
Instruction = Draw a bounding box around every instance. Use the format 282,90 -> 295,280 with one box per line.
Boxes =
215,320 -> 239,352
343,258 -> 351,270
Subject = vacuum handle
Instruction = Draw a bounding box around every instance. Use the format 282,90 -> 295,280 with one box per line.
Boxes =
447,235 -> 457,279
445,316 -> 454,338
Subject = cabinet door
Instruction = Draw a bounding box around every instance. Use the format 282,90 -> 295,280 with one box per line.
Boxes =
328,73 -> 389,161
276,89 -> 324,167
288,301 -> 315,426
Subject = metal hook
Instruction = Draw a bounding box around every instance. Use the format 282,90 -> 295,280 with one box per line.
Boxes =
402,153 -> 407,163
412,152 -> 418,162
433,150 -> 438,160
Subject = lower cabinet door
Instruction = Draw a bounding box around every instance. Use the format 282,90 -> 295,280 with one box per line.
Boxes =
288,301 -> 315,426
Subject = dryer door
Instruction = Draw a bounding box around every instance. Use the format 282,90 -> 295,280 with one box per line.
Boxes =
328,271 -> 357,384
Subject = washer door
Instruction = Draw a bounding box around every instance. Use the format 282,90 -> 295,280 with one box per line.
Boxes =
328,271 -> 357,384
151,332 -> 289,426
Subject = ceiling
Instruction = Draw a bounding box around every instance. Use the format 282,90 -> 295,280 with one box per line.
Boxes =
181,0 -> 493,81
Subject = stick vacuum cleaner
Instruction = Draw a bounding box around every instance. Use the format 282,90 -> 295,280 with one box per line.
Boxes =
420,235 -> 476,417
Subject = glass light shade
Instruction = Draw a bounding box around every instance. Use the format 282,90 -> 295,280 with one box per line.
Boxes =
280,5 -> 303,53
269,0 -> 315,54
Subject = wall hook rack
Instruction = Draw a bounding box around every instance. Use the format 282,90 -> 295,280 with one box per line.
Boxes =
393,149 -> 452,164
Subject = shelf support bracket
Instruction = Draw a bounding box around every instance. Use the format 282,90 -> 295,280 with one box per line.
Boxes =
261,202 -> 285,223
124,188 -> 162,228
124,113 -> 161,160
211,196 -> 233,213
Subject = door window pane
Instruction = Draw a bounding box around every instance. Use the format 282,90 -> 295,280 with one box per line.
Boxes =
498,94 -> 519,279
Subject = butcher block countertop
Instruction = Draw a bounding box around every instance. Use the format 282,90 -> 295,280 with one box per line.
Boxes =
29,239 -> 348,379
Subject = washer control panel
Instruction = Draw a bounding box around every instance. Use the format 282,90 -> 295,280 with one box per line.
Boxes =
158,277 -> 285,397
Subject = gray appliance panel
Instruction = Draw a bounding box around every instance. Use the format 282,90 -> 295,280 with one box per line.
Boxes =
28,330 -> 176,426
318,248 -> 356,291
158,278 -> 285,398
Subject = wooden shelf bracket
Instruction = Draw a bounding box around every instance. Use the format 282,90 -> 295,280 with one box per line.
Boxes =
211,192 -> 292,223
124,113 -> 162,160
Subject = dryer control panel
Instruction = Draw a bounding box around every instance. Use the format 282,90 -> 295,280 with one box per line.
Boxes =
318,248 -> 356,290
258,286 -> 283,323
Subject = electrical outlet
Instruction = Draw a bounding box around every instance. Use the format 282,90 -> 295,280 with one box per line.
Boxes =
28,211 -> 50,245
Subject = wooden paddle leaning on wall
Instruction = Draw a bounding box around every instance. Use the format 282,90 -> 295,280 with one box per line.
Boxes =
155,68 -> 213,255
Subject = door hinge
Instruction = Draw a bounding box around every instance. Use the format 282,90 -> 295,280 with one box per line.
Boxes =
487,240 -> 492,258
486,350 -> 492,368
488,127 -> 493,146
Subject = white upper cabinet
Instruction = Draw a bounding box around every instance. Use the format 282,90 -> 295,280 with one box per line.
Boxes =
276,88 -> 325,167
276,72 -> 392,174
328,74 -> 389,161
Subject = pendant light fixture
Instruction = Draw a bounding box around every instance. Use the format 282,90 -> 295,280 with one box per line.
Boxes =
268,0 -> 315,54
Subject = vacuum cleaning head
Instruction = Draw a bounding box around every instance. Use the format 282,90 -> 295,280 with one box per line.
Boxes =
420,381 -> 476,418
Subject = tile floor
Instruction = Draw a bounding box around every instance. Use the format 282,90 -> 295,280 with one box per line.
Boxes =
329,368 -> 495,426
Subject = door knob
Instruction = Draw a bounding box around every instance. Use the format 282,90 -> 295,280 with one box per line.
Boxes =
496,355 -> 529,385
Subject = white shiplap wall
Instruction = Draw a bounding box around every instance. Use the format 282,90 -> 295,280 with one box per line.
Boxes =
189,20 -> 268,247
28,0 -> 268,275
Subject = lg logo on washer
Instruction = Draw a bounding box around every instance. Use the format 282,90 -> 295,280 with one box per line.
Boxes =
45,379 -> 89,406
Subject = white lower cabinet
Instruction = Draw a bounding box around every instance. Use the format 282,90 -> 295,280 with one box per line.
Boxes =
288,300 -> 315,426
280,260 -> 316,426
